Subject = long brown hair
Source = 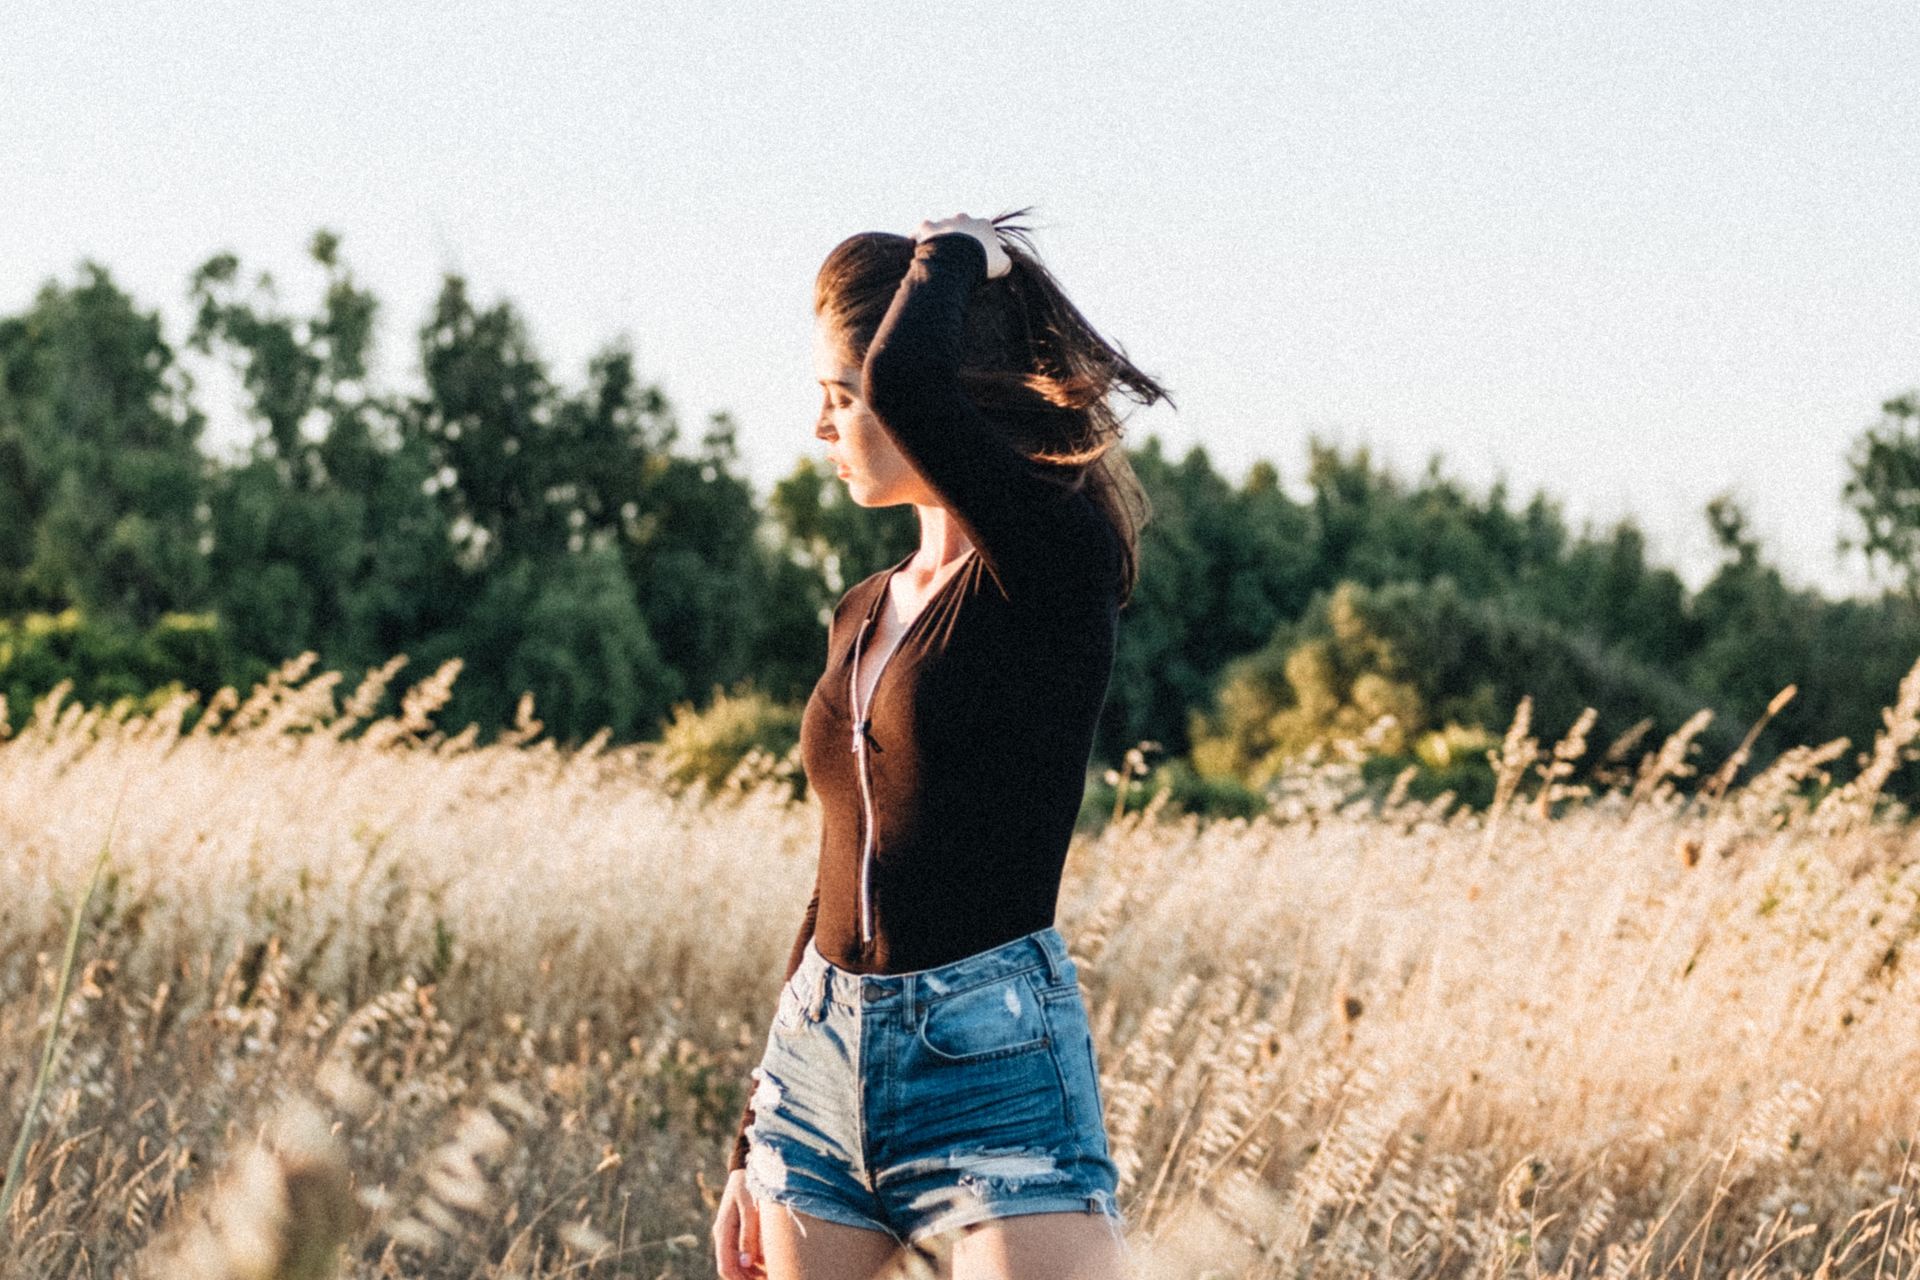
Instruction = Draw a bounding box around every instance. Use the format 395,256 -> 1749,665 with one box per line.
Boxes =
813,208 -> 1169,606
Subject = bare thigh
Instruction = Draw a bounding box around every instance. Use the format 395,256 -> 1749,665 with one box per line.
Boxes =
947,1210 -> 1133,1280
758,1202 -> 908,1280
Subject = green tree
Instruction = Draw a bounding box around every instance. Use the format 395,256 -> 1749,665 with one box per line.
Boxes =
1691,490 -> 1920,774
766,455 -> 916,617
1102,439 -> 1318,764
188,232 -> 465,688
1842,391 -> 1920,599
617,413 -> 781,709
407,275 -> 804,726
430,546 -> 673,744
1191,575 -> 1741,793
1,609 -> 229,723
0,264 -> 208,623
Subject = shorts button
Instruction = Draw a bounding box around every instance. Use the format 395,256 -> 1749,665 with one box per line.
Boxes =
863,984 -> 882,1002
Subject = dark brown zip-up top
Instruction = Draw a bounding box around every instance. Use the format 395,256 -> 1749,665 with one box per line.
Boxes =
728,232 -> 1123,1173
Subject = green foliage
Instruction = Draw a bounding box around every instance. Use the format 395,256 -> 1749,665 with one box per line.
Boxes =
1104,436 -> 1702,772
619,420 -> 796,704
1080,756 -> 1267,827
0,609 -> 229,725
1358,722 -> 1500,810
1190,576 -> 1738,795
1842,391 -> 1920,597
180,234 -> 797,744
767,455 -> 919,616
1102,440 -> 1318,765
436,547 -> 676,746
188,233 -> 467,687
655,682 -> 805,800
5,230 -> 1920,817
1686,490 -> 1920,770
0,263 -> 208,624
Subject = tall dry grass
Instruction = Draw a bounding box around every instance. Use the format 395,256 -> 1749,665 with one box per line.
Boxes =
1,653 -> 1918,1277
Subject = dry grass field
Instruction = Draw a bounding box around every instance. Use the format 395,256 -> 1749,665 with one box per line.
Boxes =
3,653 -> 1919,1278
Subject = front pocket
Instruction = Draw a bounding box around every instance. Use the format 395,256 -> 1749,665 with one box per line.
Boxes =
916,972 -> 1052,1063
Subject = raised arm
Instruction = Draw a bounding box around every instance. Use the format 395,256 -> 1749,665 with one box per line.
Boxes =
727,874 -> 820,1173
860,232 -> 1109,601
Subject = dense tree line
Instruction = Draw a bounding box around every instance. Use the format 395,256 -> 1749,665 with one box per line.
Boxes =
4,231 -> 1917,811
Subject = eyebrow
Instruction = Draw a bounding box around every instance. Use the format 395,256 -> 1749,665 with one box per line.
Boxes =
818,377 -> 857,390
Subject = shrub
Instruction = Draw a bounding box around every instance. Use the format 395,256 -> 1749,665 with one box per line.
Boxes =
654,681 -> 805,801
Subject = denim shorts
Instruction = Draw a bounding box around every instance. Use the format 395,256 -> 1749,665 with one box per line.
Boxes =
741,925 -> 1125,1246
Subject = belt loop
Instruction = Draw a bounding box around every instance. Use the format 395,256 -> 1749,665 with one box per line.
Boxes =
809,960 -> 828,1022
1038,931 -> 1063,988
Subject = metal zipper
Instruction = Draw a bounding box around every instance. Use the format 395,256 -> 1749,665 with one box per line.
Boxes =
845,550 -> 969,949
848,598 -> 902,948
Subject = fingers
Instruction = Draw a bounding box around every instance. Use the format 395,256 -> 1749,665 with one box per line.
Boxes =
714,1195 -> 751,1279
912,212 -> 1013,280
714,1180 -> 766,1280
914,214 -> 974,241
740,1190 -> 764,1274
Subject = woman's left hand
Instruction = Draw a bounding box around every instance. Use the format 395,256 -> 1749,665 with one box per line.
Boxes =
913,213 -> 1012,279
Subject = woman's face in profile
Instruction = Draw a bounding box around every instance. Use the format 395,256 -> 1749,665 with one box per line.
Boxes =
813,318 -> 914,506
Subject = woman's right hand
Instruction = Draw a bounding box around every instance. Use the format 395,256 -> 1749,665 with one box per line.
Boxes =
913,212 -> 1012,279
713,1168 -> 766,1279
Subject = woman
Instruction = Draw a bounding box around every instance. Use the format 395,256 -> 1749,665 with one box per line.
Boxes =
712,210 -> 1168,1280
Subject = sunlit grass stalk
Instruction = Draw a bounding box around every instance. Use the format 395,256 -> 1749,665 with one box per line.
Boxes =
0,784 -> 123,1227
9,653 -> 1920,1274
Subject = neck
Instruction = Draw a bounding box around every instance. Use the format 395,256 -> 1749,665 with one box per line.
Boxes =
911,503 -> 975,571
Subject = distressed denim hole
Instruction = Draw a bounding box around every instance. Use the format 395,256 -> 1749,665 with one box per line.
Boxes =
750,1066 -> 783,1115
952,1147 -> 1075,1198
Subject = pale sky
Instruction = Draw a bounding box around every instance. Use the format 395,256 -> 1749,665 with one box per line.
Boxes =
5,1 -> 1916,597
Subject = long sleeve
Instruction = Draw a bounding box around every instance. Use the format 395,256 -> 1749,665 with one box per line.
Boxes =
727,873 -> 821,1173
861,232 -> 1113,602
